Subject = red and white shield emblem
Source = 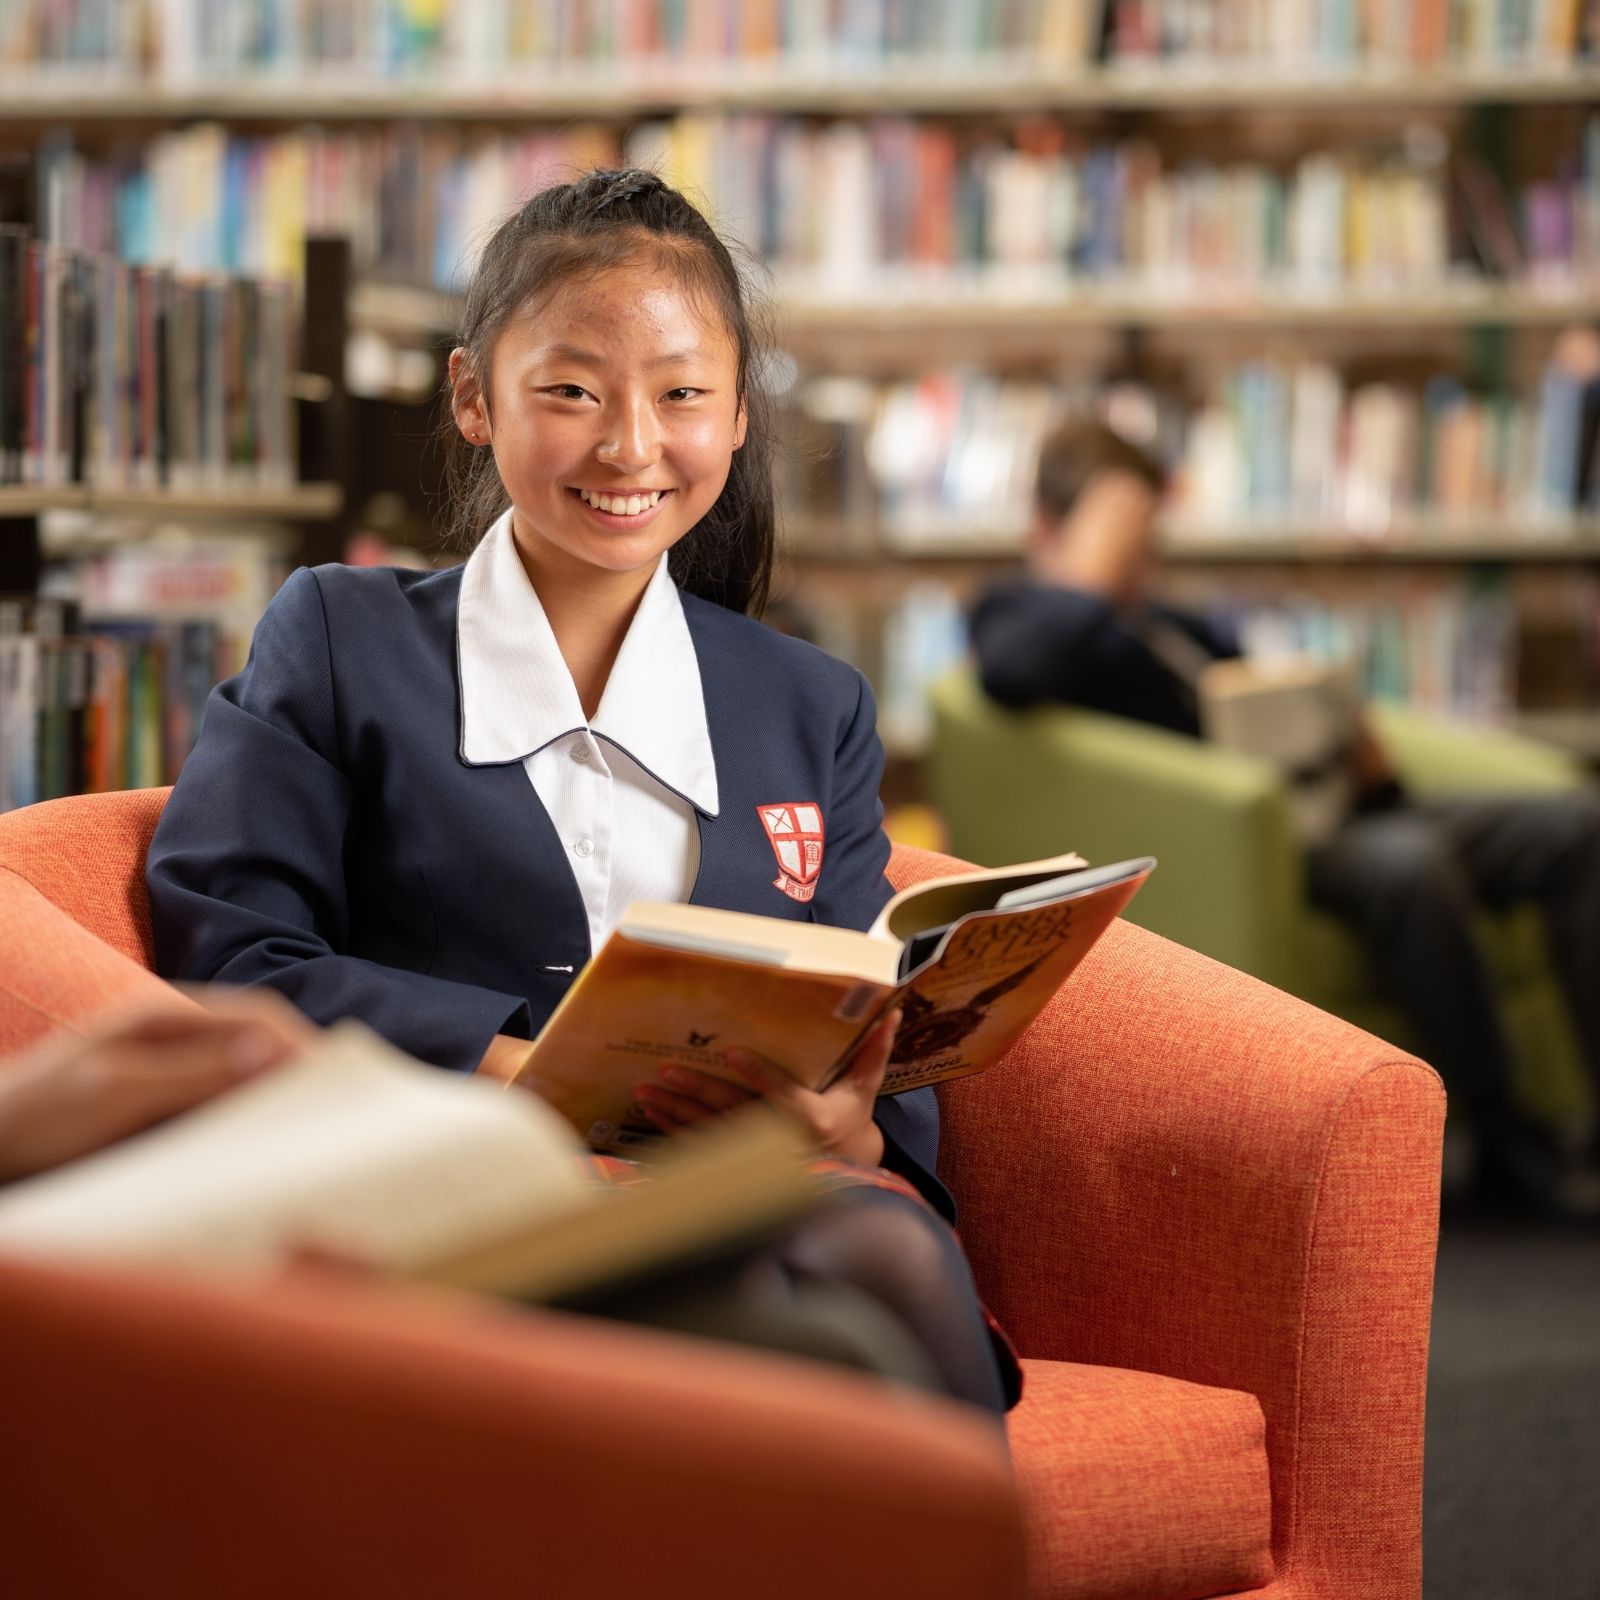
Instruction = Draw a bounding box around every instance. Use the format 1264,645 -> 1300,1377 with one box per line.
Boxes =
757,802 -> 825,904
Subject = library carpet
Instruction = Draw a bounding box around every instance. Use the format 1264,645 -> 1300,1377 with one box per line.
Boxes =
1423,1221 -> 1600,1599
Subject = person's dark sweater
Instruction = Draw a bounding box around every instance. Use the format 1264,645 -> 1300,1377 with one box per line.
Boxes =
969,577 -> 1240,738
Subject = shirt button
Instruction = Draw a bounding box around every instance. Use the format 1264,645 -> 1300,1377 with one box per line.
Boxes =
573,836 -> 595,858
570,740 -> 590,763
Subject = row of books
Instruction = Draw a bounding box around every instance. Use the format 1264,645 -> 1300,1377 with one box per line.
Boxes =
784,564 -> 1600,754
0,598 -> 231,812
0,228 -> 299,492
35,115 -> 1600,296
1107,0 -> 1600,66
1177,343 -> 1600,529
1221,578 -> 1519,721
791,344 -> 1600,548
1182,566 -> 1600,717
5,0 -> 1596,80
0,536 -> 287,813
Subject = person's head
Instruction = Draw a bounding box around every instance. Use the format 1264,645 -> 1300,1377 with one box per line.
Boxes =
1029,417 -> 1167,605
445,168 -> 772,614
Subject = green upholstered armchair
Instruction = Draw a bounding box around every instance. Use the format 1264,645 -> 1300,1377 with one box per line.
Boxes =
929,665 -> 1593,1129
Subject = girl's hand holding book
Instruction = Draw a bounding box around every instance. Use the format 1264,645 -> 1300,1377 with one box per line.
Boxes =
633,1009 -> 903,1170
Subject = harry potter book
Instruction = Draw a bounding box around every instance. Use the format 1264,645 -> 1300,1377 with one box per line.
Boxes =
512,852 -> 1155,1153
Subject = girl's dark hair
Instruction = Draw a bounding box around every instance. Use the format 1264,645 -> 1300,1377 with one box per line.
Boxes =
442,167 -> 774,616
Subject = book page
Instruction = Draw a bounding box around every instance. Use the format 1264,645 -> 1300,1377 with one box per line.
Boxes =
617,901 -> 902,984
869,848 -> 1090,946
873,858 -> 1155,1095
0,1023 -> 598,1273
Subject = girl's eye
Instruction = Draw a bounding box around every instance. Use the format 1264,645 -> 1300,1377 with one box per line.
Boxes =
545,384 -> 591,402
663,387 -> 702,402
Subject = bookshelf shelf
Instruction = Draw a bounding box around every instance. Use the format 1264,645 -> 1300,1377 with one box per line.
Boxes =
786,518 -> 1600,568
4,65 -> 1598,122
778,286 -> 1600,334
0,485 -> 343,521
352,279 -> 1600,340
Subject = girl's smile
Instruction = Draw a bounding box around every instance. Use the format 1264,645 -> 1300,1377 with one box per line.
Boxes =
567,485 -> 675,526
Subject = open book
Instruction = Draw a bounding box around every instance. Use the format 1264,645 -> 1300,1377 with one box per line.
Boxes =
0,1023 -> 817,1302
1198,656 -> 1361,846
514,852 -> 1154,1153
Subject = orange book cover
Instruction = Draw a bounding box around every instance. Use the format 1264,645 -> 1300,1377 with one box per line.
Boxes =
513,854 -> 1155,1153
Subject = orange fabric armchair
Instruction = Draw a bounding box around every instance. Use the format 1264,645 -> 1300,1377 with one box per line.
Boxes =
0,790 -> 1444,1600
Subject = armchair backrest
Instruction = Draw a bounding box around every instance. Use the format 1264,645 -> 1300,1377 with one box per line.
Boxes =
928,665 -> 1309,989
0,788 -> 171,969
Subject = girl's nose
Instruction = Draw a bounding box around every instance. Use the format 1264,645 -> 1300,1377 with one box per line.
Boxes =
597,401 -> 661,470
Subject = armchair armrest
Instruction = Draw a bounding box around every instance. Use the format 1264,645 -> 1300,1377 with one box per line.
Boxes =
1371,703 -> 1587,798
0,1253 -> 1024,1599
936,908 -> 1444,1600
929,670 -> 1306,990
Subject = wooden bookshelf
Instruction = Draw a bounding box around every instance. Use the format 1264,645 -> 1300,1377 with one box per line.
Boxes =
786,518 -> 1600,567
3,65 -> 1597,122
10,48 -> 1593,764
778,285 -> 1600,334
352,278 -> 1600,340
0,484 -> 343,521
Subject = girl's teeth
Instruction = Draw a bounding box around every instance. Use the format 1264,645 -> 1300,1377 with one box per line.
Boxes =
580,489 -> 662,514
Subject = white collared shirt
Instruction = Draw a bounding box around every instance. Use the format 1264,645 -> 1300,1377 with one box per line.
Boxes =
456,509 -> 720,953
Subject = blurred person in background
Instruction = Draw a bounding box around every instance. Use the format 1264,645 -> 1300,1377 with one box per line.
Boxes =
970,418 -> 1600,1223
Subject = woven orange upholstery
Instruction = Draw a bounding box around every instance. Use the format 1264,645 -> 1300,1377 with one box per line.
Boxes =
1009,1362 -> 1273,1600
0,870 -> 196,1058
0,789 -> 189,1058
0,794 -> 1443,1600
899,846 -> 1444,1600
0,1252 -> 1023,1599
0,788 -> 170,967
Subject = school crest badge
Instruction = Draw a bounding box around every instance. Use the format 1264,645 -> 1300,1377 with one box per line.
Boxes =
757,802 -> 824,904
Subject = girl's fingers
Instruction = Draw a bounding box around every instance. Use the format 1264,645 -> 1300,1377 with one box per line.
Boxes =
634,1084 -> 720,1127
654,1064 -> 757,1114
836,1008 -> 901,1091
721,1049 -> 792,1099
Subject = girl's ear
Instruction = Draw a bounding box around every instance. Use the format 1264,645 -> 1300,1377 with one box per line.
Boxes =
449,348 -> 490,444
732,399 -> 748,452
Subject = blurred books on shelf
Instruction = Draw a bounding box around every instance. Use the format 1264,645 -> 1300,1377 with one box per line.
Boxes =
784,349 -> 1600,558
33,112 -> 1600,305
0,227 -> 300,494
3,1 -> 1596,86
0,535 -> 287,812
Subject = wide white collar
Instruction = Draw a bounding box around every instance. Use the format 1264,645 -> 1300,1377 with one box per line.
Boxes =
456,509 -> 720,816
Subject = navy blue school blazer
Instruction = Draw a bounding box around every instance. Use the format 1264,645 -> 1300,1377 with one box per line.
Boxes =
146,562 -> 951,1216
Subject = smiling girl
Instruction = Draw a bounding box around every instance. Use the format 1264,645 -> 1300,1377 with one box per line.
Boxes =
146,169 -> 1014,1414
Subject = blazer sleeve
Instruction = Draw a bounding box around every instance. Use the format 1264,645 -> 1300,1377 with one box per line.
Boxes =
146,569 -> 533,1073
808,668 -> 954,1222
969,579 -> 1129,709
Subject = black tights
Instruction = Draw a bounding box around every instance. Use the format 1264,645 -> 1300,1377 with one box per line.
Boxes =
569,1187 -> 1011,1419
